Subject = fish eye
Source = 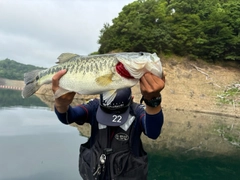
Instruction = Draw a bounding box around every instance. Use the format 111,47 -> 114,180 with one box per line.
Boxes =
139,52 -> 144,56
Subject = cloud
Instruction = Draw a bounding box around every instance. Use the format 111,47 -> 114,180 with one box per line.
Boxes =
0,0 -> 134,67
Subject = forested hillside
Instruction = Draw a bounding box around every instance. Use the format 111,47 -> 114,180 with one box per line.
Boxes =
98,0 -> 240,62
0,58 -> 46,80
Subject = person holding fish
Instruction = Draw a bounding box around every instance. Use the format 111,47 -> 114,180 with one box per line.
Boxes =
52,68 -> 165,179
22,52 -> 164,180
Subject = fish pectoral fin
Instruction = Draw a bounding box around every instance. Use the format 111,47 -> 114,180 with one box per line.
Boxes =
56,53 -> 79,64
102,90 -> 117,105
95,74 -> 113,86
54,87 -> 72,99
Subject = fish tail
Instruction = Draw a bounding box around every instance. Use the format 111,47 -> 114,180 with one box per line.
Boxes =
22,70 -> 42,98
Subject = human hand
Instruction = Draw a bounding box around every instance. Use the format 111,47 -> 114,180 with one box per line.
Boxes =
140,72 -> 165,100
52,69 -> 76,113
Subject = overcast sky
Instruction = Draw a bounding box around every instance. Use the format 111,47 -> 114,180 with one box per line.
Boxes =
0,0 -> 134,67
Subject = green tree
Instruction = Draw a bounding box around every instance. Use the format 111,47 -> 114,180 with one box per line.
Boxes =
98,0 -> 240,62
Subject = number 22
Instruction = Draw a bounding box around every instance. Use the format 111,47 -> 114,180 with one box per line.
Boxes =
112,115 -> 122,123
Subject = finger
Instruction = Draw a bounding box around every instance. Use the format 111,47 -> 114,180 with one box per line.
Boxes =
146,72 -> 165,88
140,74 -> 152,90
52,69 -> 67,82
52,69 -> 67,92
141,73 -> 165,93
52,69 -> 67,86
140,74 -> 157,95
142,73 -> 159,89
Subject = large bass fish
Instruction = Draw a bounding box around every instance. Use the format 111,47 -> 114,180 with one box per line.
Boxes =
22,52 -> 162,105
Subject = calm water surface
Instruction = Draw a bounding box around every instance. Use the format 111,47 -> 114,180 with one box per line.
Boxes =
0,89 -> 239,180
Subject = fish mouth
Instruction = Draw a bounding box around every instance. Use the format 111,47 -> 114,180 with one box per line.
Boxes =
116,62 -> 134,79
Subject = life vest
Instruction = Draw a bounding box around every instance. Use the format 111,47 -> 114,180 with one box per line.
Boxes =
79,103 -> 148,180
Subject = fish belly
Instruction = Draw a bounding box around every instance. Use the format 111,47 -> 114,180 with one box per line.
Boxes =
58,72 -> 138,95
40,55 -> 139,95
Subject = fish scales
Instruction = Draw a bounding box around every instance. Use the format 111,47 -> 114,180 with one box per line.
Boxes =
22,52 -> 162,105
51,56 -> 117,94
64,56 -> 115,77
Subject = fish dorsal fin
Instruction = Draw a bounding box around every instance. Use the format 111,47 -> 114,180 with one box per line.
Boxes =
95,74 -> 113,86
102,90 -> 117,105
56,53 -> 79,64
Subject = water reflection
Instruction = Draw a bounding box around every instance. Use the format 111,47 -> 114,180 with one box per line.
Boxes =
145,109 -> 240,179
0,107 -> 74,136
0,89 -> 240,180
0,89 -> 85,180
143,109 -> 240,156
0,89 -> 47,108
0,132 -> 85,180
148,152 -> 240,180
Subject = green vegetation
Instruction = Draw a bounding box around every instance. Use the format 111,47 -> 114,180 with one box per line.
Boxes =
217,84 -> 240,105
98,0 -> 240,62
89,51 -> 100,55
0,58 -> 46,80
214,123 -> 240,147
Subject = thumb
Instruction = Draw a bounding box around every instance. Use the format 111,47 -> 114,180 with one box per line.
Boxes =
52,69 -> 67,93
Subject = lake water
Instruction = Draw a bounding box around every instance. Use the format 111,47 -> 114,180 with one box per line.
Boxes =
0,89 -> 239,180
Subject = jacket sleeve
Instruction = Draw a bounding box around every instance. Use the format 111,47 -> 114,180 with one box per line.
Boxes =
141,109 -> 164,139
54,98 -> 99,125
